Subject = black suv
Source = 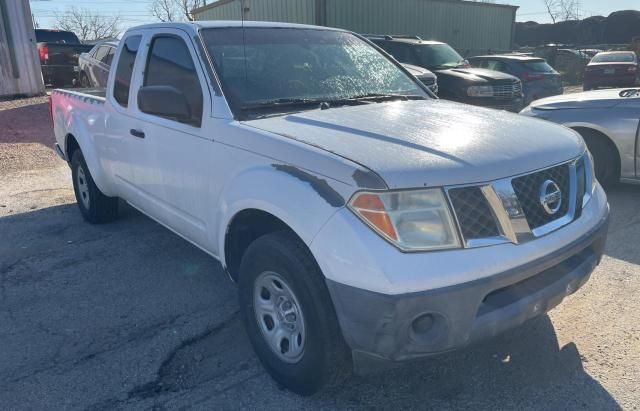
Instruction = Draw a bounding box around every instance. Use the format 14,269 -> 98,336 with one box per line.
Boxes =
365,35 -> 524,112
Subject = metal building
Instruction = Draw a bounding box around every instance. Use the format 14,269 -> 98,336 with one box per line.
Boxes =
0,0 -> 45,98
192,0 -> 518,54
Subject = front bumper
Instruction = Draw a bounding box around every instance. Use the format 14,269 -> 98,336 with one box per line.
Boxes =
311,185 -> 609,371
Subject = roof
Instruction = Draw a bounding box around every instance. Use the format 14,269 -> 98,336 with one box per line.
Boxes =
125,20 -> 345,33
365,35 -> 444,45
469,54 -> 544,61
192,0 -> 518,16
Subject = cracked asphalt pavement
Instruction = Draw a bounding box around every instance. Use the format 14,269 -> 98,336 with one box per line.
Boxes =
1,98 -> 639,410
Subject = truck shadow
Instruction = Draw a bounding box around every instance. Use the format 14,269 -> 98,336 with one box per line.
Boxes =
316,315 -> 621,409
0,202 -> 623,409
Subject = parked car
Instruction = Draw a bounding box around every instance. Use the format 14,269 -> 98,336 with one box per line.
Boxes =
583,51 -> 639,91
401,63 -> 438,94
521,88 -> 640,187
365,35 -> 524,111
78,40 -> 119,88
35,29 -> 93,87
468,55 -> 563,104
50,21 -> 609,396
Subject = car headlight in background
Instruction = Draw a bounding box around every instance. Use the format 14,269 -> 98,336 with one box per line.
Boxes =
467,85 -> 494,97
348,189 -> 461,251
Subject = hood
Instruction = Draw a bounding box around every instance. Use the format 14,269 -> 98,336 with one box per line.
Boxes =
528,89 -> 625,110
244,100 -> 584,189
435,67 -> 517,83
402,63 -> 436,80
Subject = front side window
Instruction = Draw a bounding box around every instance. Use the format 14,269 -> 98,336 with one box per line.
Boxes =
113,35 -> 142,107
103,47 -> 116,66
142,35 -> 203,125
201,28 -> 426,119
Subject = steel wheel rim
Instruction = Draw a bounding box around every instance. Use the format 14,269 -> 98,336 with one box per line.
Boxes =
76,165 -> 90,209
253,271 -> 306,363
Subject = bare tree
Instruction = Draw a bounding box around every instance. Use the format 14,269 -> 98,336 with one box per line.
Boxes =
542,0 -> 582,24
54,7 -> 121,41
150,0 -> 206,22
151,0 -> 178,22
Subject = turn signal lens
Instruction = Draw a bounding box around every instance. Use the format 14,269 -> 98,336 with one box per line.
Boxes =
348,189 -> 461,251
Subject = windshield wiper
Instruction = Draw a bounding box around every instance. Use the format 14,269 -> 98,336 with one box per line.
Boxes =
240,98 -> 324,111
344,93 -> 428,103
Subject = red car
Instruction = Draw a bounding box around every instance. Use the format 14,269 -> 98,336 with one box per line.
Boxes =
583,51 -> 639,91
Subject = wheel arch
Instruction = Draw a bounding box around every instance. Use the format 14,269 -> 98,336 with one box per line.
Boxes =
570,126 -> 621,179
215,164 -> 353,281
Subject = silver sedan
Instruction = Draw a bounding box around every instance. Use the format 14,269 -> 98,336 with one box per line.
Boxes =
521,88 -> 640,187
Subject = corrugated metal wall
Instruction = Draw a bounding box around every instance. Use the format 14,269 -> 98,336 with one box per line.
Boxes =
0,0 -> 45,98
325,0 -> 515,53
196,0 -> 316,24
194,0 -> 516,54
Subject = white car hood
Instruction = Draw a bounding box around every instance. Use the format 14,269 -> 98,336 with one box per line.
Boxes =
245,99 -> 585,189
528,89 -> 626,110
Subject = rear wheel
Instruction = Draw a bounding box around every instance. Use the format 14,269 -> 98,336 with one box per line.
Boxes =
576,129 -> 619,188
238,230 -> 349,395
71,150 -> 119,223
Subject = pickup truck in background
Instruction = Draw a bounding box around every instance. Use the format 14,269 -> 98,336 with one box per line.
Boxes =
51,21 -> 609,396
35,29 -> 92,87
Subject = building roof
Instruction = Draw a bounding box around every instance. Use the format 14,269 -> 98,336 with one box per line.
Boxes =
192,0 -> 518,16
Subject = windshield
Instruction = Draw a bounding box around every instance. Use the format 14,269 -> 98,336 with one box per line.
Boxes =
201,28 -> 427,118
35,30 -> 80,44
413,44 -> 465,70
591,52 -> 636,63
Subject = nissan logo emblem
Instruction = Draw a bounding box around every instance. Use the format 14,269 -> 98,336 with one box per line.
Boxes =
539,180 -> 562,215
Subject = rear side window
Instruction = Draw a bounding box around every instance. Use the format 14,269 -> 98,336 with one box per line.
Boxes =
142,35 -> 203,126
522,60 -> 554,72
113,35 -> 142,107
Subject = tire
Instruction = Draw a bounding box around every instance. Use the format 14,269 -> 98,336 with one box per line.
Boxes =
577,129 -> 619,188
238,230 -> 350,396
80,72 -> 90,88
71,150 -> 119,223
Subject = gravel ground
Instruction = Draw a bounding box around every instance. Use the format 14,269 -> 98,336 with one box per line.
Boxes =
0,98 -> 638,410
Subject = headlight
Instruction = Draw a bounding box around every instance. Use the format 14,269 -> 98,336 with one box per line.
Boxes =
348,189 -> 461,251
467,85 -> 494,97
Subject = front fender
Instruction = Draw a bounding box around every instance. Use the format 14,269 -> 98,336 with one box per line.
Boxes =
214,163 -> 356,268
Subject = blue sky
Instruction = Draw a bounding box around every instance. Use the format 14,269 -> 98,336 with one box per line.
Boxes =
29,0 -> 640,31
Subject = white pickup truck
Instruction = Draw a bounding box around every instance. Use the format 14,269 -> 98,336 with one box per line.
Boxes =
51,21 -> 610,395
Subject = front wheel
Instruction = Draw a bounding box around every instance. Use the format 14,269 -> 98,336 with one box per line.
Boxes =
71,150 -> 119,223
238,231 -> 349,395
577,130 -> 619,188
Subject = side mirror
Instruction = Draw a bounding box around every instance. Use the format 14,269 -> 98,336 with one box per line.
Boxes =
138,85 -> 192,124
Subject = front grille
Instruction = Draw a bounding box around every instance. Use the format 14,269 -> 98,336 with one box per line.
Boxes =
492,81 -> 522,99
449,187 -> 500,239
511,163 -> 570,229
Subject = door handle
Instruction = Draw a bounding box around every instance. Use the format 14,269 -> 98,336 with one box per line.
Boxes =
130,129 -> 145,138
